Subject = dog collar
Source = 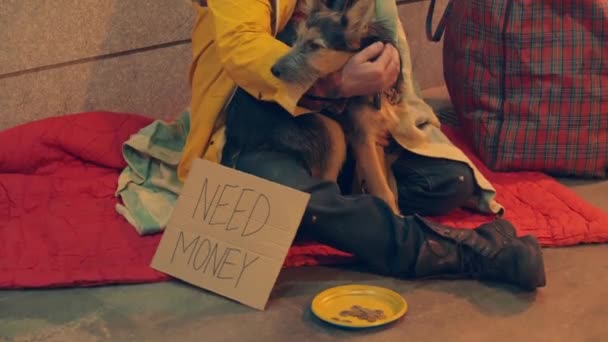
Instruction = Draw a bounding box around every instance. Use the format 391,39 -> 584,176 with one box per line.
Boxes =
291,9 -> 307,22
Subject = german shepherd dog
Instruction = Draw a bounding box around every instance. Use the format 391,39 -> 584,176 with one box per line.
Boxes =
222,0 -> 417,215
269,0 -> 424,214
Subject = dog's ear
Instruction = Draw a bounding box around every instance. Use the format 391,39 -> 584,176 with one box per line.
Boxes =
324,0 -> 347,11
297,0 -> 329,16
302,0 -> 326,15
344,0 -> 376,42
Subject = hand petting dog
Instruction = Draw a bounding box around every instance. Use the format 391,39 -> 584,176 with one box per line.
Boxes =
342,42 -> 400,148
319,42 -> 400,147
338,42 -> 401,98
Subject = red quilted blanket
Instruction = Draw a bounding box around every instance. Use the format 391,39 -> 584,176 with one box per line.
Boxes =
1,112 -> 606,288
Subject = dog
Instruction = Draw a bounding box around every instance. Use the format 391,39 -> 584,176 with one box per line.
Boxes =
269,0 -> 427,215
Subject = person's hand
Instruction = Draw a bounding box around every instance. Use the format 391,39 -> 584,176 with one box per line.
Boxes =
338,42 -> 400,98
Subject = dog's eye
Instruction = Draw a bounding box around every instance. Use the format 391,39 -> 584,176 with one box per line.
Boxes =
307,41 -> 321,50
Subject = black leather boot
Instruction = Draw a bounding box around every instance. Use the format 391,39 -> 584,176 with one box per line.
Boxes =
411,216 -> 546,291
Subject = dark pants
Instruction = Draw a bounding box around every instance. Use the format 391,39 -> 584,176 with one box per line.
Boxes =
220,88 -> 477,276
220,147 -> 476,277
336,147 -> 475,217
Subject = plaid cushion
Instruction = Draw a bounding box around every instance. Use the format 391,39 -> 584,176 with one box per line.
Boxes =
435,0 -> 608,178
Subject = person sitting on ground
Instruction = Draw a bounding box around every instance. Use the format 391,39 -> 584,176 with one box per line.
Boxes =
178,0 -> 546,291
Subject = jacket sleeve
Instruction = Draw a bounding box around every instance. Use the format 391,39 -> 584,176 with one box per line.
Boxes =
206,0 -> 316,115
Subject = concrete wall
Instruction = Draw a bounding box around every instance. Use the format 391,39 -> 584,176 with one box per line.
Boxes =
0,0 -> 449,131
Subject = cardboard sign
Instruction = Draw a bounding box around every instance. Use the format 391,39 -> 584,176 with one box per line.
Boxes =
151,158 -> 310,310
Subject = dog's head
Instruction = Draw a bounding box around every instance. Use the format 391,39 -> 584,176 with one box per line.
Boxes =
270,0 -> 378,84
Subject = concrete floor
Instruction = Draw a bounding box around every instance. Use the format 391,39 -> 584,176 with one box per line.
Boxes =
1,180 -> 606,342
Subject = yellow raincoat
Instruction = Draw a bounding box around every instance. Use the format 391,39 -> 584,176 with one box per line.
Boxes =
179,0 -> 504,215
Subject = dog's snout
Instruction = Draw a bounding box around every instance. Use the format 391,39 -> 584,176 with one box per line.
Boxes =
271,66 -> 281,78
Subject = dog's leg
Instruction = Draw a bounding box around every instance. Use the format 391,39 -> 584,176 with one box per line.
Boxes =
352,140 -> 400,215
346,103 -> 400,215
310,114 -> 347,182
376,144 -> 392,180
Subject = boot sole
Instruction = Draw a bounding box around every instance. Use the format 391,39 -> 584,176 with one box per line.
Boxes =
516,235 -> 547,290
